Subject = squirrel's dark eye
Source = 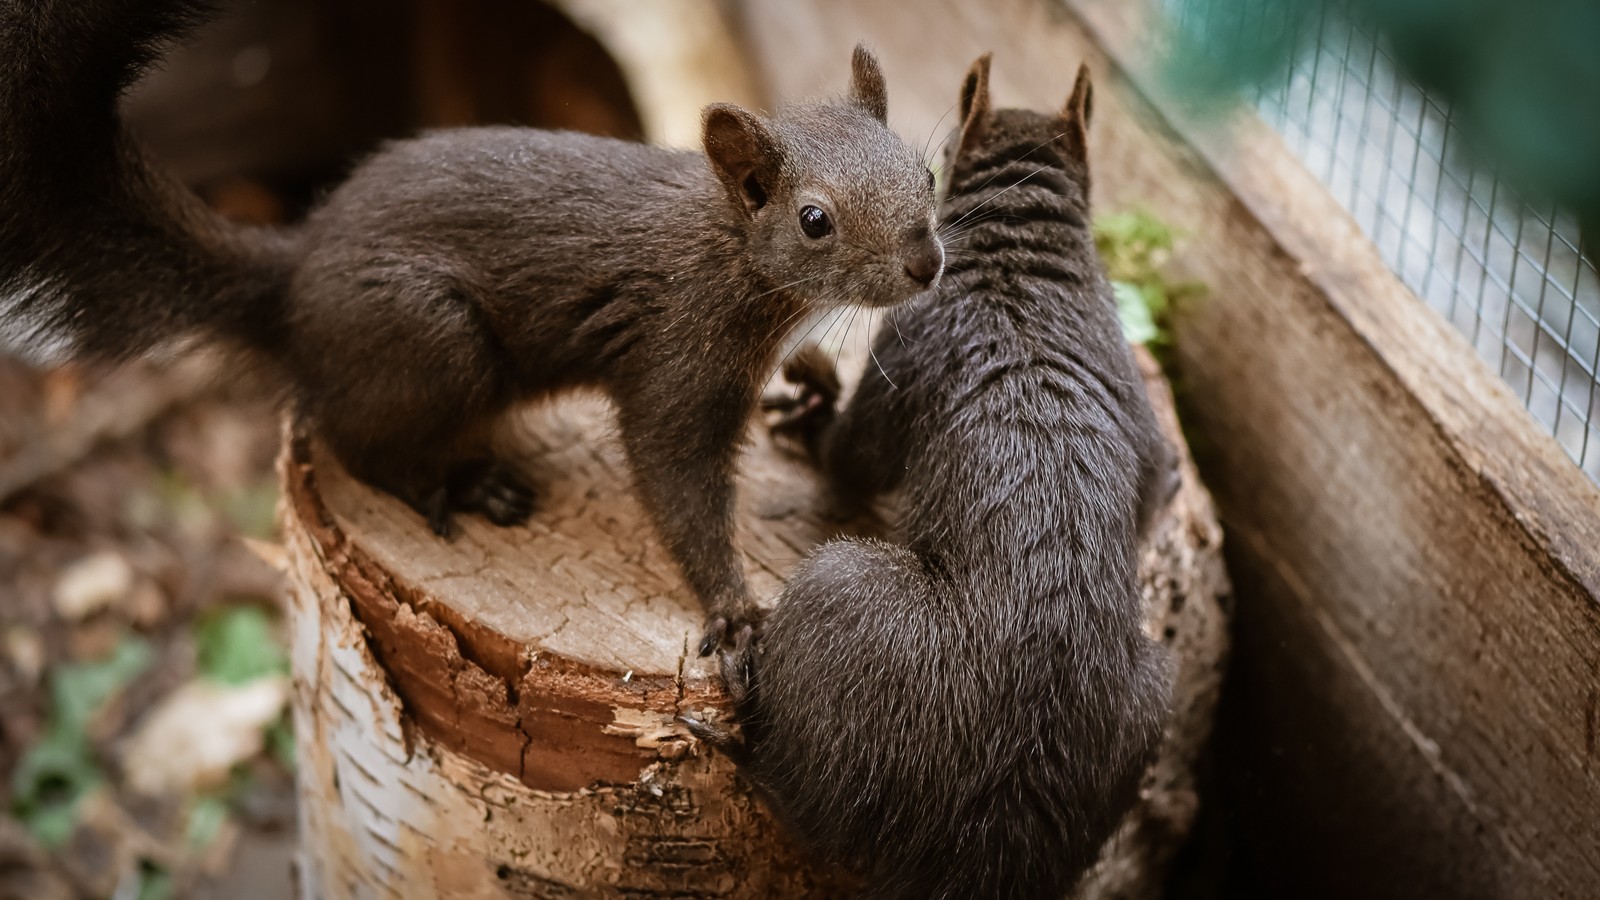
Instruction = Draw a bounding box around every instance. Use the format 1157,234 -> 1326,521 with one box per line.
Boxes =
799,205 -> 833,239
927,168 -> 937,191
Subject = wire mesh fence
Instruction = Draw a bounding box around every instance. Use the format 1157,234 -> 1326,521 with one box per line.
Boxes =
1169,1 -> 1600,483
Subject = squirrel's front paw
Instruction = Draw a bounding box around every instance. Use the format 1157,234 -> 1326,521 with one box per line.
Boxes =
698,604 -> 766,657
762,343 -> 840,455
679,627 -> 758,764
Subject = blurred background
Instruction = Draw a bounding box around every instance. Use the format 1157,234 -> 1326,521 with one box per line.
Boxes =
1162,0 -> 1600,483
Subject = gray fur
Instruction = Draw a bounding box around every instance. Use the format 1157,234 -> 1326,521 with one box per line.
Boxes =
691,58 -> 1177,897
0,2 -> 941,644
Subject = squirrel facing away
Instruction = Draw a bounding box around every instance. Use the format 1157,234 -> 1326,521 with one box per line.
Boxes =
686,57 -> 1178,898
0,0 -> 943,648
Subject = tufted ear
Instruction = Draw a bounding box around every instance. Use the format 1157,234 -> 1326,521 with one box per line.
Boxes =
849,43 -> 889,123
1060,63 -> 1094,166
956,52 -> 994,158
703,103 -> 783,217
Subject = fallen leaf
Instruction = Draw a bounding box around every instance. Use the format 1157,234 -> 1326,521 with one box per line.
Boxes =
124,581 -> 169,630
52,551 -> 134,621
5,626 -> 45,683
121,678 -> 289,797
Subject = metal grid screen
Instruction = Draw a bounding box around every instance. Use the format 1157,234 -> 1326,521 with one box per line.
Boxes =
1172,2 -> 1600,482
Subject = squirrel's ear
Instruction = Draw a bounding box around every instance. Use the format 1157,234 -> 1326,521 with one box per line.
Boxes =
849,43 -> 889,124
1060,63 -> 1094,166
703,103 -> 782,217
956,53 -> 994,158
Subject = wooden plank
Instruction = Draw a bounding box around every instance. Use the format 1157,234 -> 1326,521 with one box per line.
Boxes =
737,0 -> 1600,894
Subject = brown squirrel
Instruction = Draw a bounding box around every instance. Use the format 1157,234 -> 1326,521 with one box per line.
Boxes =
686,57 -> 1177,897
0,0 -> 942,648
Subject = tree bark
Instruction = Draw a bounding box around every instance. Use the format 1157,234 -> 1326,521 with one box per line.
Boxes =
279,349 -> 1229,899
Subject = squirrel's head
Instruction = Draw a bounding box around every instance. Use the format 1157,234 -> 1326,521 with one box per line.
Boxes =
941,53 -> 1095,210
701,44 -> 943,309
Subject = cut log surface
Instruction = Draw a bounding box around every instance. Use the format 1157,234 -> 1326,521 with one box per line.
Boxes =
281,347 -> 1229,899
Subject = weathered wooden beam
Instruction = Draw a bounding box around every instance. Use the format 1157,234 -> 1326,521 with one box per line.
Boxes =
1065,0 -> 1600,893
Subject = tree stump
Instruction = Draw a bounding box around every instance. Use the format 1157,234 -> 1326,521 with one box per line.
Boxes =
278,347 -> 1229,899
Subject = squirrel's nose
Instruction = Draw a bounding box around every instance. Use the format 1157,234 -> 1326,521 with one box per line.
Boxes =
903,240 -> 944,289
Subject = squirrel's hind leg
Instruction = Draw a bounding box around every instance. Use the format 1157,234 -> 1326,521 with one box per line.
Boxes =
316,408 -> 536,538
290,266 -> 537,535
442,458 -> 536,530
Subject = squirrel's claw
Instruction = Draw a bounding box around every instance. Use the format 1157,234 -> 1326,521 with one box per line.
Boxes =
414,460 -> 538,539
682,627 -> 757,764
697,621 -> 726,658
697,608 -> 764,657
678,712 -> 750,765
422,488 -> 455,538
449,460 -> 536,527
764,343 -> 840,457
717,634 -> 757,707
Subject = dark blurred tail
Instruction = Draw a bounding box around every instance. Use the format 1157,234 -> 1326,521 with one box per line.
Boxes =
0,0 -> 293,365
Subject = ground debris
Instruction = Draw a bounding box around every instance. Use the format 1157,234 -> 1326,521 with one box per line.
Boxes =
0,357 -> 295,899
51,551 -> 135,622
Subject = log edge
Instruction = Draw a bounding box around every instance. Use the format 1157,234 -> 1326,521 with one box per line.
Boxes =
281,426 -> 719,793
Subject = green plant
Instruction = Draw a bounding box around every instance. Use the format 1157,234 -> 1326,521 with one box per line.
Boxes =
11,635 -> 153,846
194,605 -> 287,686
1094,208 -> 1202,364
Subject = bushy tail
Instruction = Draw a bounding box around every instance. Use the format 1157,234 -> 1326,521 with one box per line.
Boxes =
0,0 -> 293,365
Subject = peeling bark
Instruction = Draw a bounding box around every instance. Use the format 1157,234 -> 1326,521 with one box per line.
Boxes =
280,349 -> 1228,898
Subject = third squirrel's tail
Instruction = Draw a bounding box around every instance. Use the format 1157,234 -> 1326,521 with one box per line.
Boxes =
0,0 -> 294,365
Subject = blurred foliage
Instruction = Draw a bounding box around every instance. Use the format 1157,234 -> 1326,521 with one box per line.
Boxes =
11,635 -> 153,847
215,481 -> 280,541
1161,0 -> 1600,231
146,469 -> 279,541
10,607 -> 293,856
195,605 -> 287,686
1095,209 -> 1202,360
135,859 -> 174,900
184,794 -> 231,851
195,601 -> 296,799
266,716 -> 296,772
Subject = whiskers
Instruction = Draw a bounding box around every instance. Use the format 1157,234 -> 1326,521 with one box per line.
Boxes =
920,103 -> 963,194
943,159 -> 1059,234
936,129 -> 1067,232
739,272 -> 836,356
866,316 -> 898,389
920,100 -> 962,165
770,292 -> 903,404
